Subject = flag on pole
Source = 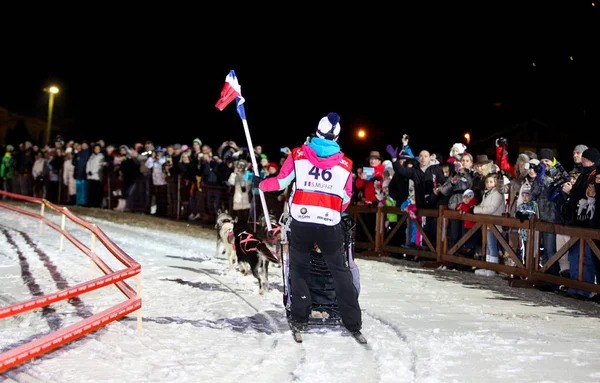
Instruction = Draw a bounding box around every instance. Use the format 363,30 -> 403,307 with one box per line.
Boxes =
215,69 -> 273,232
215,70 -> 246,120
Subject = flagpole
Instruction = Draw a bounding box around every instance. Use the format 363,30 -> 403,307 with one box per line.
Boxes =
215,69 -> 271,232
241,119 -> 272,231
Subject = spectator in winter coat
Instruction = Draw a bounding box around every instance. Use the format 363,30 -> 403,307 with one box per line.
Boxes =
472,173 -> 505,277
455,189 -> 479,255
355,151 -> 385,206
72,141 -> 91,206
561,147 -> 600,298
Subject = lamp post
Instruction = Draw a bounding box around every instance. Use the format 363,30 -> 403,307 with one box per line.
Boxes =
45,86 -> 59,146
464,132 -> 471,145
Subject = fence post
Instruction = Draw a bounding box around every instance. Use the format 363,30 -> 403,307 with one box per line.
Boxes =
90,228 -> 96,279
57,169 -> 63,205
39,203 -> 45,234
137,273 -> 143,331
525,216 -> 536,280
107,175 -> 112,210
176,176 -> 181,220
436,206 -> 446,263
59,212 -> 67,252
375,207 -> 382,253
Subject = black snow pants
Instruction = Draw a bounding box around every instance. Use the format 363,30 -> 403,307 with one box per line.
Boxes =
289,219 -> 362,331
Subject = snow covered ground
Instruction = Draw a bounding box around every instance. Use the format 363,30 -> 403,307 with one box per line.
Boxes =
2,203 -> 600,382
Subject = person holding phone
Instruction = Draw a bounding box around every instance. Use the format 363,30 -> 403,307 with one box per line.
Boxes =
355,151 -> 384,205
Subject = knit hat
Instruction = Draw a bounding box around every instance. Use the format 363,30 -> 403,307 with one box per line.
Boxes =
173,143 -> 182,150
582,147 -> 600,163
316,112 -> 341,141
537,148 -> 554,161
193,138 -> 202,146
521,185 -> 531,194
574,144 -> 588,153
463,189 -> 474,198
267,162 -> 279,171
450,143 -> 467,157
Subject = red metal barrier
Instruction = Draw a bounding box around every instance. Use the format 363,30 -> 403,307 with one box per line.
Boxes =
1,298 -> 141,371
0,191 -> 142,373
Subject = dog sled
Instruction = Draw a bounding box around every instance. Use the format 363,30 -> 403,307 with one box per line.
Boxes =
278,212 -> 360,328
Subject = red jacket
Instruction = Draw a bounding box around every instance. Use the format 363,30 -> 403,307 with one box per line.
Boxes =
456,198 -> 478,228
496,146 -> 516,178
355,163 -> 385,204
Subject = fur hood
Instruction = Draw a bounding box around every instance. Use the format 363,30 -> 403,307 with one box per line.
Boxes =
515,153 -> 530,179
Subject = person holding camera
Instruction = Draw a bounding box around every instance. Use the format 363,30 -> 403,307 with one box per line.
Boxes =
495,137 -> 540,259
525,157 -> 562,280
534,148 -> 572,276
537,148 -> 570,188
440,153 -> 474,249
560,147 -> 600,298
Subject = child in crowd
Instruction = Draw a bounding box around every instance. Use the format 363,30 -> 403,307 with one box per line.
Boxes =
455,189 -> 478,256
514,185 -> 539,265
377,179 -> 398,235
401,187 -> 421,248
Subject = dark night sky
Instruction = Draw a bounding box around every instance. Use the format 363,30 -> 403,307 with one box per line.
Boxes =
1,3 -> 598,164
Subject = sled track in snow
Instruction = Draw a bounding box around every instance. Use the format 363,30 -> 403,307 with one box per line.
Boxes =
0,224 -> 109,381
169,263 -> 313,380
169,264 -> 408,382
365,311 -> 418,378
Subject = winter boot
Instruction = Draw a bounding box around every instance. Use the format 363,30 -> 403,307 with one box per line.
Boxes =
289,319 -> 308,332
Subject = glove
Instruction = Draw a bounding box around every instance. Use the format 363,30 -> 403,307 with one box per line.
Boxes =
515,211 -> 526,222
251,175 -> 263,189
386,144 -> 398,159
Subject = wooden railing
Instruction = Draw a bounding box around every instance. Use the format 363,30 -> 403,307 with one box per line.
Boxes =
347,204 -> 600,295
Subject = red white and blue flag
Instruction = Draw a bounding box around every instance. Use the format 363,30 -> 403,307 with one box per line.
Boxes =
215,69 -> 246,120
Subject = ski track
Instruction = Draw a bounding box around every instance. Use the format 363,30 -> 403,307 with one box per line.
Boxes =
0,223 -> 113,382
364,311 -> 418,380
1,209 -> 416,382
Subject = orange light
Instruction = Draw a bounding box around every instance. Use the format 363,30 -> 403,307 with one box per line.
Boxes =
464,133 -> 471,144
357,129 -> 366,139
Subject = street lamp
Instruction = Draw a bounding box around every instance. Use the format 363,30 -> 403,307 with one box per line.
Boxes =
44,86 -> 59,146
464,132 -> 471,145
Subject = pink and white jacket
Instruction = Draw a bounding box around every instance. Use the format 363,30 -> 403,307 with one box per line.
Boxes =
259,142 -> 353,213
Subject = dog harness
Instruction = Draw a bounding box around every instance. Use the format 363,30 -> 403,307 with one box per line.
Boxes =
235,231 -> 260,255
264,223 -> 281,243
